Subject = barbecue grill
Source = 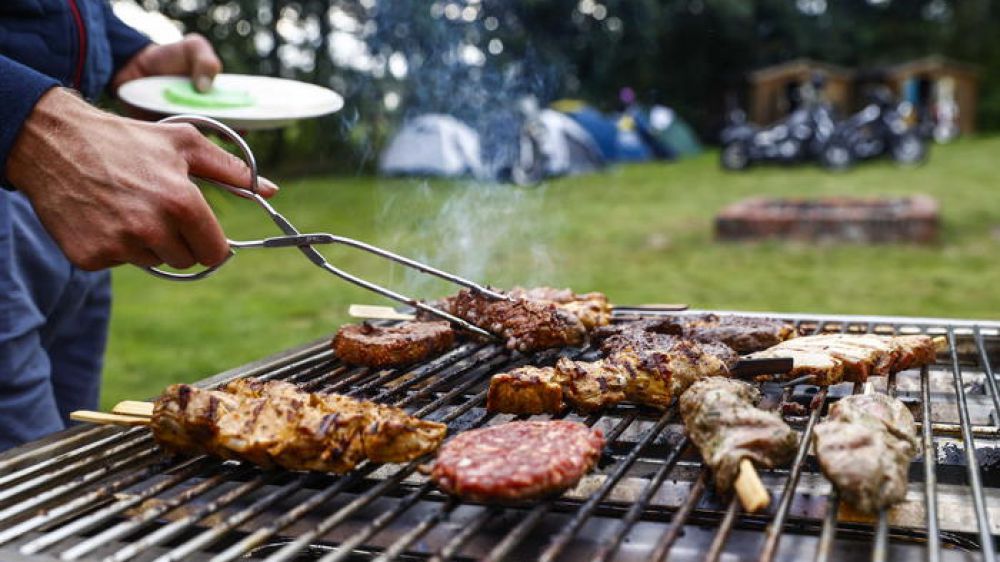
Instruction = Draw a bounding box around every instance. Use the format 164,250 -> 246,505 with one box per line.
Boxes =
2,309 -> 999,562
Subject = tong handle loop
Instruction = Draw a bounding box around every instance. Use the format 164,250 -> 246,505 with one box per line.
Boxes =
146,114 -> 259,281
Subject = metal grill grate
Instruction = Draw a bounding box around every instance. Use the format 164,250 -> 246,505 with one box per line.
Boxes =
1,310 -> 999,561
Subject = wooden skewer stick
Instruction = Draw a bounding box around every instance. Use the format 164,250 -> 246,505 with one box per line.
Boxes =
112,400 -> 155,418
70,410 -> 150,427
734,458 -> 770,513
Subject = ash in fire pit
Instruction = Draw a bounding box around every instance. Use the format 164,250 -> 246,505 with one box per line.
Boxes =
715,195 -> 940,244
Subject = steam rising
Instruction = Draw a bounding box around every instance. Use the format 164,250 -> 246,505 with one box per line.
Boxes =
376,181 -> 560,298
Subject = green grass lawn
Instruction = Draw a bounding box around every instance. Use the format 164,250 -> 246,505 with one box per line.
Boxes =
102,136 -> 1000,407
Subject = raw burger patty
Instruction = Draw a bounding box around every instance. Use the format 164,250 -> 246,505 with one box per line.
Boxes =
332,321 -> 454,368
432,420 -> 604,502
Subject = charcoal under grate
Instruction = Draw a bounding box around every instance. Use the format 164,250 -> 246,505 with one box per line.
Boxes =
0,310 -> 999,562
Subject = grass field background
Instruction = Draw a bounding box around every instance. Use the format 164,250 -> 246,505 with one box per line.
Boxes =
102,136 -> 1000,408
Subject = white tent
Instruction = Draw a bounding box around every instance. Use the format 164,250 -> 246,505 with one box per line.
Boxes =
536,109 -> 605,176
379,114 -> 484,178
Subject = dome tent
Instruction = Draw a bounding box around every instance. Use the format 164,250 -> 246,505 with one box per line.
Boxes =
379,114 -> 484,178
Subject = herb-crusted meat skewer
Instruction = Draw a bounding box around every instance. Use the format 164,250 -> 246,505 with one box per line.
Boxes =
679,377 -> 798,512
813,393 -> 919,513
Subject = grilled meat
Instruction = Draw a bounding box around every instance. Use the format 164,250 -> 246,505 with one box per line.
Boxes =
746,334 -> 940,385
813,393 -> 919,513
441,289 -> 587,352
554,357 -> 629,412
666,314 -> 798,353
508,286 -> 613,329
432,420 -> 604,502
151,379 -> 447,473
487,334 -> 729,415
333,321 -> 454,368
486,366 -> 566,415
680,377 -> 798,491
600,330 -> 739,372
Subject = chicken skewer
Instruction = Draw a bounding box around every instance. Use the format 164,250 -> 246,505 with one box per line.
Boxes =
71,379 -> 447,473
679,377 -> 798,513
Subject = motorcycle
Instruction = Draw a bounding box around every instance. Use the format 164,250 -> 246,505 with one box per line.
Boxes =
719,102 -> 837,171
818,92 -> 927,171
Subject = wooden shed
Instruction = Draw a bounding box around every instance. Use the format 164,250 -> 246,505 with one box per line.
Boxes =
747,59 -> 854,125
880,55 -> 979,134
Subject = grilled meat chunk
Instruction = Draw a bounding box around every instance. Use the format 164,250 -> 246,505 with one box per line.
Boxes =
554,357 -> 629,412
813,393 -> 919,513
441,289 -> 587,352
680,378 -> 798,491
600,330 -> 739,372
432,420 -> 604,502
486,366 -> 565,415
668,314 -> 798,353
508,286 -> 612,329
152,379 -> 447,473
486,333 -> 729,415
746,334 -> 940,385
333,321 -> 454,368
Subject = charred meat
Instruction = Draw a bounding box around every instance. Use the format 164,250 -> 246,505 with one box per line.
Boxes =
487,334 -> 729,415
670,314 -> 798,353
813,393 -> 919,513
152,379 -> 447,473
680,377 -> 798,491
746,334 -> 940,385
441,289 -> 587,352
333,321 -> 454,368
485,366 -> 566,415
508,286 -> 613,329
431,420 -> 604,502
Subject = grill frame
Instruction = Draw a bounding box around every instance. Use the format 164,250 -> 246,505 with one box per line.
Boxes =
1,310 -> 999,562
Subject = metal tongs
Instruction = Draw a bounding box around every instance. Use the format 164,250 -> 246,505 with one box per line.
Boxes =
147,115 -> 506,340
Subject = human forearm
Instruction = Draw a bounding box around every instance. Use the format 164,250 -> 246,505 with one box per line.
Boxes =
0,56 -> 59,187
6,88 -> 276,271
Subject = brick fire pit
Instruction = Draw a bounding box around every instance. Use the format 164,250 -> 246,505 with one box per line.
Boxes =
715,195 -> 940,244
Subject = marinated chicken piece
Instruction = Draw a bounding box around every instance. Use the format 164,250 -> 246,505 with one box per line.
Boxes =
151,379 -> 447,473
603,333 -> 731,408
600,330 -> 739,372
680,378 -> 798,491
486,366 -> 565,415
150,385 -> 244,462
332,321 -> 454,368
553,357 -> 629,412
746,334 -> 940,385
813,393 -> 919,513
441,289 -> 587,352
508,286 -> 612,329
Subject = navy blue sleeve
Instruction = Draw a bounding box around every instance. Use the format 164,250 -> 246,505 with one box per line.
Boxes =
102,4 -> 153,75
0,56 -> 59,189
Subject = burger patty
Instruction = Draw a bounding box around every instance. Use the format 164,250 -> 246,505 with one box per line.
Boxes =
431,420 -> 605,502
332,321 -> 455,368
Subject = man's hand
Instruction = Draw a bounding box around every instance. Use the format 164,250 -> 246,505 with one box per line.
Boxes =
6,88 -> 278,271
112,34 -> 222,93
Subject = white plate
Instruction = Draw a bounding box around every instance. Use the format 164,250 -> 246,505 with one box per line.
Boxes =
118,74 -> 344,130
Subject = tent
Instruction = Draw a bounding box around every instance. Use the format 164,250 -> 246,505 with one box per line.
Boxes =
535,109 -> 605,177
633,105 -> 703,159
553,100 -> 619,161
379,114 -> 484,178
613,114 -> 654,162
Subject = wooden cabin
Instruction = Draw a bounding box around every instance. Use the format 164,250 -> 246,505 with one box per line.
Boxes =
879,56 -> 979,134
747,59 -> 854,125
